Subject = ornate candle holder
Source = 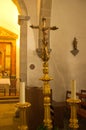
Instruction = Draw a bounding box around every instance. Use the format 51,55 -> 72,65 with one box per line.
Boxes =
67,98 -> 81,129
16,102 -> 31,130
40,62 -> 53,130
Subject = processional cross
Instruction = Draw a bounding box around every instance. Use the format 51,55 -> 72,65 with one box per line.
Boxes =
30,18 -> 58,130
30,17 -> 58,61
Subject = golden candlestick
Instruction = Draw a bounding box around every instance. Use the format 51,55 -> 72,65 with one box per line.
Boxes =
40,62 -> 53,130
30,17 -> 58,130
67,98 -> 81,129
16,102 -> 31,130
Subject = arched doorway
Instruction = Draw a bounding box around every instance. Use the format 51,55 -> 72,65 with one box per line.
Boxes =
0,0 -> 20,93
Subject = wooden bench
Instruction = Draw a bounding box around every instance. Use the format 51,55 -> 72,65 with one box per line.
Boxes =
77,108 -> 86,118
66,90 -> 80,99
77,93 -> 86,118
66,90 -> 71,99
0,87 -> 6,96
9,79 -> 17,96
81,89 -> 86,94
9,88 -> 16,96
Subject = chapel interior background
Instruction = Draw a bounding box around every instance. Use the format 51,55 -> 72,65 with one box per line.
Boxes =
0,0 -> 86,130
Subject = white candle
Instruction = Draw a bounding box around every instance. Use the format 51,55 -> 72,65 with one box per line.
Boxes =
71,80 -> 76,99
20,82 -> 25,103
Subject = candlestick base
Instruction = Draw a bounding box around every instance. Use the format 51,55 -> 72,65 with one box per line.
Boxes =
18,125 -> 28,130
16,102 -> 31,108
67,98 -> 81,129
16,102 -> 31,130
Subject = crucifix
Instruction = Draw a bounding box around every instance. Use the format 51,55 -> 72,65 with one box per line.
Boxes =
30,17 -> 58,31
30,17 -> 58,60
30,17 -> 58,130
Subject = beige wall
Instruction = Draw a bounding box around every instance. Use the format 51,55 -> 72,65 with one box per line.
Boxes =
25,0 -> 86,101
50,0 -> 86,101
1,0 -> 86,102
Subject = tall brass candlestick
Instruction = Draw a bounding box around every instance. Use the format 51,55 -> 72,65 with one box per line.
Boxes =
67,98 -> 81,129
67,80 -> 81,129
40,62 -> 53,130
16,102 -> 31,130
30,17 -> 58,130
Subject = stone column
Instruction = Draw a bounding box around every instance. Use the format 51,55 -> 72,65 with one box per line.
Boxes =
18,15 -> 30,84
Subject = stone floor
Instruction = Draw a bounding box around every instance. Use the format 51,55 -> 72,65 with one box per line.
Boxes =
0,101 -> 86,130
63,109 -> 86,130
0,103 -> 20,130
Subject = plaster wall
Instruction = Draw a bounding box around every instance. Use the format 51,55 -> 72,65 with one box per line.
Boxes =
49,0 -> 86,101
25,0 -> 86,102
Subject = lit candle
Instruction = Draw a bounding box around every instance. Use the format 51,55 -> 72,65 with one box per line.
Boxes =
20,82 -> 25,103
71,80 -> 76,99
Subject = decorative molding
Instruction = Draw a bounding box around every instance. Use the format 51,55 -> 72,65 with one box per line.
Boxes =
12,0 -> 21,14
0,26 -> 18,40
18,15 -> 30,21
12,0 -> 28,15
18,15 -> 30,25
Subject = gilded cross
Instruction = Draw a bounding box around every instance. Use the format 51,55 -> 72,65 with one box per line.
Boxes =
30,17 -> 58,34
30,17 -> 58,60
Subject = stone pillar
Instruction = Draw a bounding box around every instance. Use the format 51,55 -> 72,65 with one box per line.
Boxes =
18,15 -> 30,83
